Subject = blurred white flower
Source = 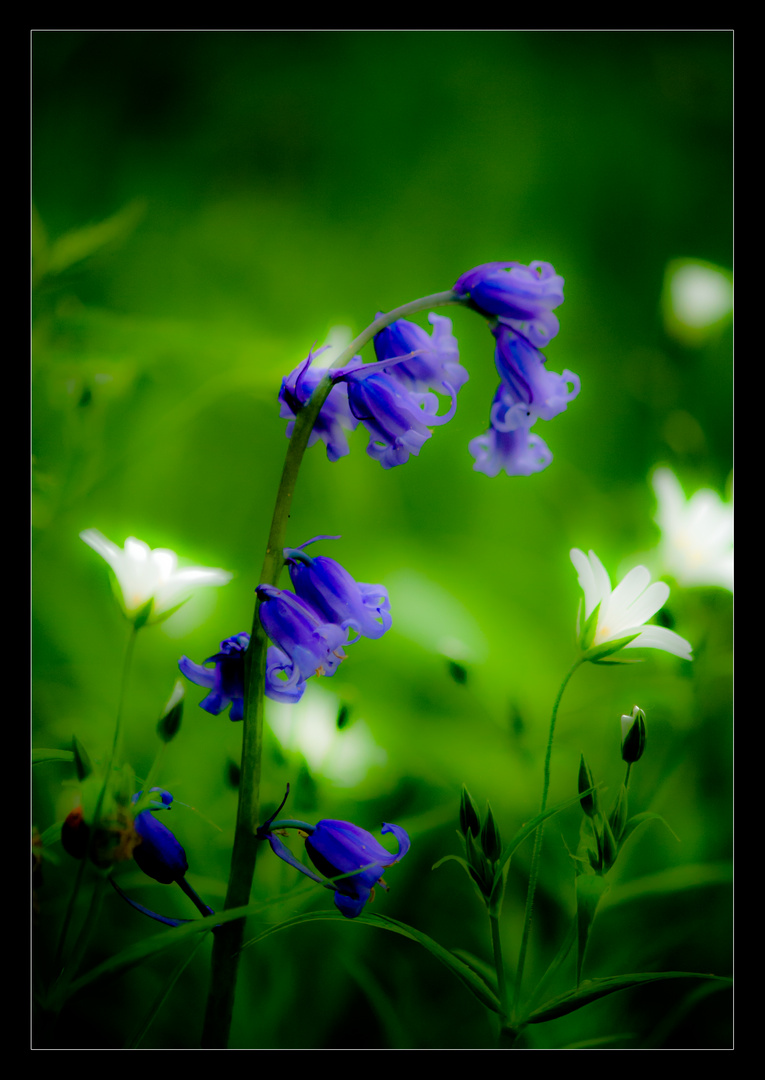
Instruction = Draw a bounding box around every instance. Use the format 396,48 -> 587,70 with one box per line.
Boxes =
570,548 -> 692,661
80,528 -> 232,625
652,468 -> 733,592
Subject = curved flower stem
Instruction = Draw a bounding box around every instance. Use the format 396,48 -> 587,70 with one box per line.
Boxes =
201,288 -> 467,1050
512,656 -> 584,1020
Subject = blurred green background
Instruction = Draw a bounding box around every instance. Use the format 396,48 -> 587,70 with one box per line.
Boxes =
32,31 -> 732,1049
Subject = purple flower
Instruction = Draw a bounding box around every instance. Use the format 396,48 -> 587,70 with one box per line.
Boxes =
454,260 -> 565,348
257,584 -> 349,703
279,345 -> 359,462
264,813 -> 410,919
179,632 -> 250,721
469,415 -> 554,478
374,313 -> 468,394
333,363 -> 457,469
491,326 -> 580,428
285,537 -> 391,641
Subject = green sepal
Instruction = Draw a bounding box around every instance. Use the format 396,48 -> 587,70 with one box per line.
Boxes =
601,816 -> 619,872
578,755 -> 598,818
459,784 -> 481,838
432,853 -> 490,907
575,874 -> 611,985
72,736 -> 94,781
132,597 -> 155,630
608,784 -> 629,842
583,633 -> 641,663
480,803 -> 502,862
466,828 -> 492,896
579,601 -> 601,651
157,681 -> 184,743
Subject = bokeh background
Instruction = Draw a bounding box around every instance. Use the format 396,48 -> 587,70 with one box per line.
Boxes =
32,31 -> 733,1050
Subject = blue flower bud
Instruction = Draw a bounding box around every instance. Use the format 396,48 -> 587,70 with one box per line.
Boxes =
131,790 -> 188,885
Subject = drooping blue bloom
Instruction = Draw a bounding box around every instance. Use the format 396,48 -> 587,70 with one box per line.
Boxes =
179,632 -> 250,721
454,260 -> 565,348
469,412 -> 554,478
279,345 -> 359,462
491,326 -> 580,428
261,804 -> 410,919
374,313 -> 468,394
285,537 -> 391,641
131,789 -> 189,885
257,584 -> 349,703
332,362 -> 457,470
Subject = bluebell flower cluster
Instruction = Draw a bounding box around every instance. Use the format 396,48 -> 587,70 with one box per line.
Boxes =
454,261 -> 579,478
179,538 -> 391,710
257,789 -> 410,919
280,315 -> 466,470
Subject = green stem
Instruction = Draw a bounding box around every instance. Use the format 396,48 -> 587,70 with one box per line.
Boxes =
200,288 -> 466,1049
512,656 -> 584,1019
490,911 -> 508,1025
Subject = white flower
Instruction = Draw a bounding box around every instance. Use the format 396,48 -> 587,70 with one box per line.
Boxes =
80,529 -> 232,625
652,468 -> 733,592
570,548 -> 692,661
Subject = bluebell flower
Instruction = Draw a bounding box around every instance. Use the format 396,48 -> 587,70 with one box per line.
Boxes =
332,361 -> 457,469
261,802 -> 410,919
179,632 -> 250,721
279,345 -> 359,462
257,584 -> 349,703
285,536 -> 391,641
491,325 -> 580,428
374,313 -> 468,394
453,260 -> 565,348
469,415 -> 554,478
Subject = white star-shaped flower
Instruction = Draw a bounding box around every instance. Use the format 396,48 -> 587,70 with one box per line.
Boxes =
652,468 -> 733,592
80,529 -> 232,626
570,548 -> 692,661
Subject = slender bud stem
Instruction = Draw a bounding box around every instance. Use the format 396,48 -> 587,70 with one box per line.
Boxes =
512,657 -> 584,1018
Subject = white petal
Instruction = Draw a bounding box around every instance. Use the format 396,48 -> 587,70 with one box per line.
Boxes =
624,624 -> 692,660
570,549 -> 599,618
608,565 -> 652,622
621,579 -> 670,629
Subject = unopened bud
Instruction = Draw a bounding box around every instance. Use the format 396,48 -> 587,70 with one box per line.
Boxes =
459,785 -> 481,838
621,706 -> 647,764
480,803 -> 502,862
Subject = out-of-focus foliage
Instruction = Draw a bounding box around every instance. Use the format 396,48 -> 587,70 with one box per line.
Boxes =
32,31 -> 732,1049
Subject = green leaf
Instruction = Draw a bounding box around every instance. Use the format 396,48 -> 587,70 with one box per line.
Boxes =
32,748 -> 75,765
72,736 -> 93,781
241,910 -> 503,1016
575,874 -> 610,985
45,199 -> 145,277
526,971 -> 731,1025
621,810 -> 680,850
602,862 -> 732,909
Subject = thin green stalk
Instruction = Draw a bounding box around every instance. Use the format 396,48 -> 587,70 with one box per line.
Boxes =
490,912 -> 508,1027
512,656 -> 584,1019
200,289 -> 466,1050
